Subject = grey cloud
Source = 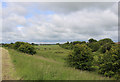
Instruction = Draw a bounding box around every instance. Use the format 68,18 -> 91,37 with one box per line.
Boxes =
8,2 -> 115,14
2,2 -> 118,43
36,2 -> 115,14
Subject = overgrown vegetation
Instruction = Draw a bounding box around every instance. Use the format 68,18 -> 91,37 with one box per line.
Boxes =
2,38 -> 119,80
98,44 -> 120,79
7,46 -> 111,80
66,44 -> 93,71
59,38 -> 120,80
2,42 -> 36,55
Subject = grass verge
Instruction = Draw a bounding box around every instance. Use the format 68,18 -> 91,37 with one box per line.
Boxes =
7,46 -> 112,80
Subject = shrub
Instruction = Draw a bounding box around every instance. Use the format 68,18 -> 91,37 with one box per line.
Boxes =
98,44 -> 120,79
98,38 -> 113,46
59,42 -> 74,50
13,42 -> 25,49
99,43 -> 112,53
56,43 -> 60,45
88,38 -> 97,43
66,44 -> 93,71
8,44 -> 15,49
18,43 -> 36,55
72,41 -> 86,45
59,41 -> 86,50
4,41 -> 37,55
87,42 -> 100,52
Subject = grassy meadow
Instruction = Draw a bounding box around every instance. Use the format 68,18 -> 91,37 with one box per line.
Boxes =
7,45 -> 112,80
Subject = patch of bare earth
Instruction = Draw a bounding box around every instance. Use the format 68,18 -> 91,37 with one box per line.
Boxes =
2,48 -> 19,80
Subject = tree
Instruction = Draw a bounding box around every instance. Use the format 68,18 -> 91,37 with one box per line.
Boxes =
2,41 -> 36,55
31,43 -> 35,45
65,41 -> 69,44
13,42 -> 25,49
87,42 -> 100,52
18,43 -> 36,55
99,43 -> 112,53
56,43 -> 60,45
72,41 -> 82,45
88,38 -> 97,43
98,38 -> 113,45
67,44 -> 93,71
72,41 -> 86,45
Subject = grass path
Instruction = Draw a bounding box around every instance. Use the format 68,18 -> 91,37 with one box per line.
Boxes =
34,55 -> 63,65
2,47 -> 19,80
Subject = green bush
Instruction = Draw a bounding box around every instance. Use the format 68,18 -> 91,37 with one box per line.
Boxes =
66,44 -> 93,71
87,42 -> 100,52
88,38 -> 97,43
59,41 -> 86,50
72,41 -> 86,45
13,42 -> 25,49
4,41 -> 37,55
98,38 -> 113,46
18,43 -> 36,55
99,43 -> 112,53
98,44 -> 120,79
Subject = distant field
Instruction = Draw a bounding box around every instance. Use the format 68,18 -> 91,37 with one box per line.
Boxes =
7,45 -> 112,80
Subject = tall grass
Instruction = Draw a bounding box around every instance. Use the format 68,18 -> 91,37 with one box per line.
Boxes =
8,45 -> 112,80
34,45 -> 70,62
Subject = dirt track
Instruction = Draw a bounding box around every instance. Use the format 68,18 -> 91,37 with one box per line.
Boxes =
1,47 -> 19,80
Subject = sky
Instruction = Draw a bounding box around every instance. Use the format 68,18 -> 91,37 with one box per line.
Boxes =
1,2 -> 118,44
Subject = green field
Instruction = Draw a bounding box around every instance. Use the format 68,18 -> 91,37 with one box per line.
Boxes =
8,45 -> 112,80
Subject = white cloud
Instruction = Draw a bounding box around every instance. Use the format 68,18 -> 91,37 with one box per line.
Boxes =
2,2 -> 118,43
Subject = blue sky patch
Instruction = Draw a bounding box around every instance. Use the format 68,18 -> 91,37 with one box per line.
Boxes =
2,2 -> 7,8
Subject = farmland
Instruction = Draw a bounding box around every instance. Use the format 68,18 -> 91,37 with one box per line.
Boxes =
3,45 -> 112,80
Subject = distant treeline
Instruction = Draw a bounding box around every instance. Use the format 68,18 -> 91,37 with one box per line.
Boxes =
58,38 -> 120,80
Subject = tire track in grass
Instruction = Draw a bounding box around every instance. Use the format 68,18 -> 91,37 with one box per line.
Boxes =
2,48 -> 19,80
